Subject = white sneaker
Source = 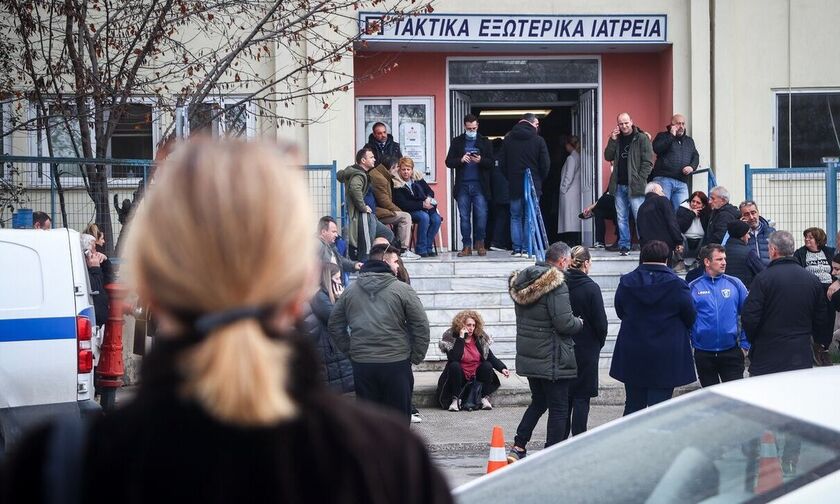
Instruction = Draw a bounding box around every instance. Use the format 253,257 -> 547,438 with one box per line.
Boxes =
401,250 -> 421,260
411,413 -> 423,423
448,398 -> 460,412
489,246 -> 506,252
481,397 -> 493,410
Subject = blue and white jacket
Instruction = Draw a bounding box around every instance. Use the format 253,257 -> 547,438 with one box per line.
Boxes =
689,273 -> 750,351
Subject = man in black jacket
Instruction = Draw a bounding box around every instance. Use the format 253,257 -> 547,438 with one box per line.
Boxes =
651,114 -> 700,211
723,220 -> 765,289
363,122 -> 402,166
636,182 -> 683,256
502,113 -> 550,257
742,231 -> 827,376
703,185 -> 740,245
445,113 -> 494,257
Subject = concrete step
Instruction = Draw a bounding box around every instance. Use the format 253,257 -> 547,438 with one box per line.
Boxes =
411,370 -> 700,408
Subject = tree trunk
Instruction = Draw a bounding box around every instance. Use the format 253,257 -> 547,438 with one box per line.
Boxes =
91,164 -> 115,257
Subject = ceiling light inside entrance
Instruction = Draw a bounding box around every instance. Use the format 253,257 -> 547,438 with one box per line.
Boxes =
480,109 -> 553,119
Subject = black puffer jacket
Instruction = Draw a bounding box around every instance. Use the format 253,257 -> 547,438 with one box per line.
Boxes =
305,290 -> 354,394
564,268 -> 608,398
508,263 -> 582,380
501,121 -> 550,199
651,131 -> 700,183
703,203 -> 740,245
364,133 -> 402,166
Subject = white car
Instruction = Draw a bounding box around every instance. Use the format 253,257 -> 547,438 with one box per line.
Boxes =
455,367 -> 840,503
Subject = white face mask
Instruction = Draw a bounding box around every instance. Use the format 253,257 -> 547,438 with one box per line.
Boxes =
465,130 -> 477,140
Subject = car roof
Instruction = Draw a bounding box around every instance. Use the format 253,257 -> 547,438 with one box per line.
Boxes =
708,366 -> 840,432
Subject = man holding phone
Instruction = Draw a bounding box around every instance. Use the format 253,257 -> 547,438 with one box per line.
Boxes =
446,113 -> 495,257
650,114 -> 700,211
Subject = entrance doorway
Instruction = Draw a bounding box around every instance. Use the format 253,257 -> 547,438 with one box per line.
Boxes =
448,85 -> 599,250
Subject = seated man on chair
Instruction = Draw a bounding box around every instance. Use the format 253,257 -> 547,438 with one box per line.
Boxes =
393,157 -> 442,258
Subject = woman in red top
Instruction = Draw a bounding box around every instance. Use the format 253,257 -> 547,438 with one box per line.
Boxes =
435,310 -> 509,411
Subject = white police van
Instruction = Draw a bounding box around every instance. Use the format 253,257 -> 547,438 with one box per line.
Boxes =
0,228 -> 101,455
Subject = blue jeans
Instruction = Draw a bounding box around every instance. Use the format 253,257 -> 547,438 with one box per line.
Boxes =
509,198 -> 525,253
410,210 -> 442,254
653,176 -> 689,211
456,182 -> 487,248
614,185 -> 644,250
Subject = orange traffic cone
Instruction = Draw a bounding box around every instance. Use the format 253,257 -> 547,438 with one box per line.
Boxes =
755,430 -> 783,494
486,425 -> 508,474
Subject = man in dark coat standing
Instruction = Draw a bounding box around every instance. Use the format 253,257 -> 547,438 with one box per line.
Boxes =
506,241 -> 582,462
610,240 -> 697,415
363,122 -> 402,166
650,113 -> 700,211
636,182 -> 684,255
723,220 -> 765,289
445,113 -> 494,257
703,185 -> 740,245
742,231 -> 828,376
501,113 -> 550,257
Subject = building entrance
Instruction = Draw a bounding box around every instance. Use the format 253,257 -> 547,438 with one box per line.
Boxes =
448,85 -> 598,249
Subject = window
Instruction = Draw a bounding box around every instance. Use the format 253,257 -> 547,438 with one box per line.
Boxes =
776,91 -> 840,167
36,103 -> 88,182
187,100 -> 254,138
109,103 -> 154,178
355,97 -> 435,181
449,58 -> 598,87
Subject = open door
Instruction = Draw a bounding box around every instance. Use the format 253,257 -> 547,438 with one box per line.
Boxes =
576,89 -> 597,247
449,91 -> 471,249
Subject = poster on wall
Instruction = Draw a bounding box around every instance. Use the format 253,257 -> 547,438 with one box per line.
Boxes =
400,122 -> 427,174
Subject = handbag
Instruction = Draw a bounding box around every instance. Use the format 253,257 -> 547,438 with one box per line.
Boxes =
461,379 -> 484,412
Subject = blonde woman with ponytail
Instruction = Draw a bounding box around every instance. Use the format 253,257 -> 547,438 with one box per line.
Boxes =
2,140 -> 452,504
563,246 -> 609,437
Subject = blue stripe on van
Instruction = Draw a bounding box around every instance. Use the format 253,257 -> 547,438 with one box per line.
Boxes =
0,317 -> 78,342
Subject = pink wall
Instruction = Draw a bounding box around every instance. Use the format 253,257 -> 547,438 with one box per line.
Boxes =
355,50 -> 674,248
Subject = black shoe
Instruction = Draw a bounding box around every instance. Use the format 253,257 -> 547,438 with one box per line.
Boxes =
606,244 -> 620,252
619,247 -> 630,256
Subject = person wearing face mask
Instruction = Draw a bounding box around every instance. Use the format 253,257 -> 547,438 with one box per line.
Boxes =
445,113 -> 495,257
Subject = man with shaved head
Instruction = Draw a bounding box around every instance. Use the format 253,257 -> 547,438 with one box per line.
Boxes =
651,113 -> 700,211
604,112 -> 653,256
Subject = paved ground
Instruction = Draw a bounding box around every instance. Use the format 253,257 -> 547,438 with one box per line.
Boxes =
412,404 -> 624,489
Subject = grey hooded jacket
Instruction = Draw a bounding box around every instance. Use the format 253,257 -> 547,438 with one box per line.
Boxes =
328,263 -> 430,364
509,263 -> 583,380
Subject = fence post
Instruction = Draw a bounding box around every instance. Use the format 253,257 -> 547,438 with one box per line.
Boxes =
331,160 -> 338,220
50,162 -> 57,224
744,164 -> 752,201
827,162 -> 838,248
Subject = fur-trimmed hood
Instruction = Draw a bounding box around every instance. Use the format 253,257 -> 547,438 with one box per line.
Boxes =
438,328 -> 492,360
508,263 -> 566,305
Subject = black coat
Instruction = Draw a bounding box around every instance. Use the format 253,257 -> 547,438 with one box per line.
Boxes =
501,122 -> 550,199
609,264 -> 697,388
651,132 -> 700,183
364,133 -> 402,166
87,266 -> 109,327
434,329 -> 507,408
564,269 -> 608,398
703,203 -> 740,245
1,335 -> 452,504
724,238 -> 765,290
445,133 -> 494,198
792,245 -> 836,280
676,206 -> 710,234
305,290 -> 355,394
742,257 -> 829,375
637,193 -> 683,249
393,179 -> 436,214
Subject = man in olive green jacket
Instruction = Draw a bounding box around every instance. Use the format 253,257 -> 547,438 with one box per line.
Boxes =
604,112 -> 654,255
336,148 -> 394,260
507,241 -> 583,461
328,244 -> 430,422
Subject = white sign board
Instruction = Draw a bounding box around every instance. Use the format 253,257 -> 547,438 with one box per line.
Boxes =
359,13 -> 667,44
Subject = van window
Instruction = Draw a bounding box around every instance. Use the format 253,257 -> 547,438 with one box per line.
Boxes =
0,242 -> 43,310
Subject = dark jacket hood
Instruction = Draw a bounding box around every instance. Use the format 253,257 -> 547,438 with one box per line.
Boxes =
509,121 -> 538,141
357,260 -> 397,295
619,263 -> 683,306
367,133 -> 396,146
508,263 -> 565,305
563,268 -> 595,291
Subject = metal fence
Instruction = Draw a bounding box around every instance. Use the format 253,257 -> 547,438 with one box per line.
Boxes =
1,155 -> 340,251
745,163 -> 839,247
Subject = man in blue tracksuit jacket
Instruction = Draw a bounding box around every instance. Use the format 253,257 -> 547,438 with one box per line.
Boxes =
689,244 -> 750,387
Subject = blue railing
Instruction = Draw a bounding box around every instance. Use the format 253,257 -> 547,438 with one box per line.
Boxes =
524,168 -> 548,262
745,163 -> 839,247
